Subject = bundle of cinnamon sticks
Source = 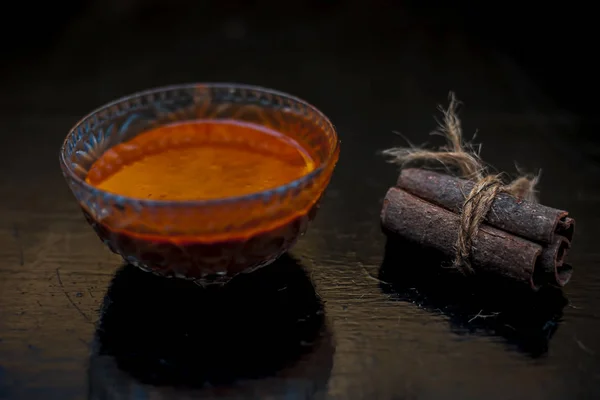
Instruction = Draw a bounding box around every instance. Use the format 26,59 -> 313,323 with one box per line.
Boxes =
381,168 -> 574,290
380,94 -> 575,290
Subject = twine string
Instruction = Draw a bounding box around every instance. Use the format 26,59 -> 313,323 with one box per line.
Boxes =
382,92 -> 539,274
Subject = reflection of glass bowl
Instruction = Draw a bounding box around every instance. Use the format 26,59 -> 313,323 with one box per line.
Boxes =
59,84 -> 340,284
88,330 -> 334,400
88,257 -> 335,399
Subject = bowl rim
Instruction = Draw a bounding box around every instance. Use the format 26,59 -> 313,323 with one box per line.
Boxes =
60,83 -> 340,208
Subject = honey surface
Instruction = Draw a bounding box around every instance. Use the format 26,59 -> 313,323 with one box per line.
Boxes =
86,120 -> 315,201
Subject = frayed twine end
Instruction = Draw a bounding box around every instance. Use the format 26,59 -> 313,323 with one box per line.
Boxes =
382,91 -> 541,274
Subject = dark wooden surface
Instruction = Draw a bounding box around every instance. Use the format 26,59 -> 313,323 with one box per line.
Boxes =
1,3 -> 599,399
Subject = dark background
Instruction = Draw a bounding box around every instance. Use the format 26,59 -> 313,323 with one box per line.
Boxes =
3,1 -> 597,116
1,1 -> 599,399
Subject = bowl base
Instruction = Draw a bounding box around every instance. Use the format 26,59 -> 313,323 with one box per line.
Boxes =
124,247 -> 291,287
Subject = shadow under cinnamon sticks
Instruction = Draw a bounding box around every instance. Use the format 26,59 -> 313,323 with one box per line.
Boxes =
379,237 -> 569,358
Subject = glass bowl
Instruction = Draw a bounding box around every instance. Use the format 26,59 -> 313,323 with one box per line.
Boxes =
60,83 -> 340,285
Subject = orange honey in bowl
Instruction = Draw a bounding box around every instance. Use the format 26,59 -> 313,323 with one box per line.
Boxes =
83,119 -> 323,283
86,120 -> 316,201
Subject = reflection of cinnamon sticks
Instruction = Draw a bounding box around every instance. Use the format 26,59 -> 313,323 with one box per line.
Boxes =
381,168 -> 575,290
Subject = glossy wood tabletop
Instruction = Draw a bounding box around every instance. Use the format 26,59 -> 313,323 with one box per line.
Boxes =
1,3 -> 598,399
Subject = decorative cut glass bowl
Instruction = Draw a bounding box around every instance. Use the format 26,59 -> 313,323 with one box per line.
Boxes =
60,84 -> 340,284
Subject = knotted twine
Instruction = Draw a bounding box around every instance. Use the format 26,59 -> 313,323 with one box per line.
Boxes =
382,93 -> 540,274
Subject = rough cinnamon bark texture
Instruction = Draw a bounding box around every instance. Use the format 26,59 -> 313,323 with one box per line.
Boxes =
397,168 -> 575,244
381,187 -> 544,289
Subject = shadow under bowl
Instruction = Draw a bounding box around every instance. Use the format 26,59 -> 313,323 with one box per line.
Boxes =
59,83 -> 340,284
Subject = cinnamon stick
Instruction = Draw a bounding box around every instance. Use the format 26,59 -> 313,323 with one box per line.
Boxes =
381,187 -> 572,289
381,94 -> 575,289
539,235 -> 572,286
397,168 -> 575,244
